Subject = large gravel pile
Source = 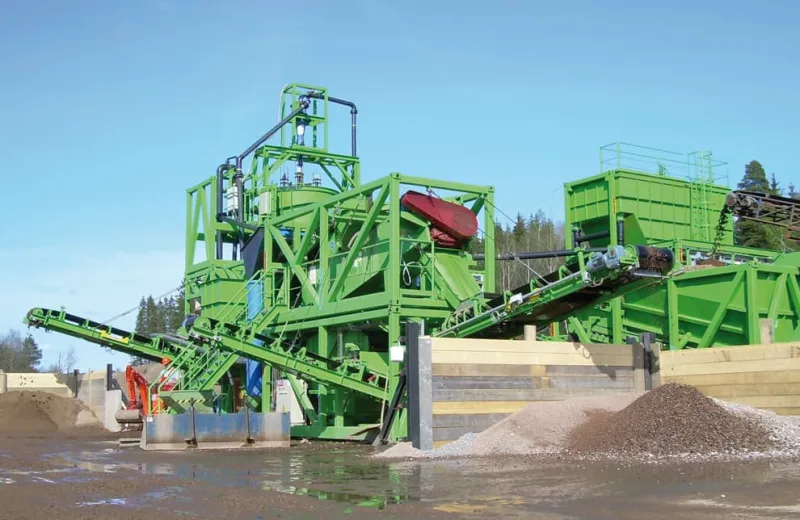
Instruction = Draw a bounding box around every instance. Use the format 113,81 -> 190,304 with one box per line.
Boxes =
376,383 -> 800,462
566,383 -> 776,457
376,392 -> 642,459
0,391 -> 103,435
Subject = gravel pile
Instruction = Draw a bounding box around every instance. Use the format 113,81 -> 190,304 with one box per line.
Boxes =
375,392 -> 642,459
714,398 -> 800,457
470,392 -> 642,456
0,391 -> 104,435
566,383 -> 777,457
375,383 -> 800,462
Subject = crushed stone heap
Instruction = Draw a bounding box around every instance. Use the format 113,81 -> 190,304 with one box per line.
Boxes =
566,383 -> 776,456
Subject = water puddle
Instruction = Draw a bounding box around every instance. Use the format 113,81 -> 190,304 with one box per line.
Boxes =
76,485 -> 188,509
78,498 -> 128,507
51,444 -> 419,510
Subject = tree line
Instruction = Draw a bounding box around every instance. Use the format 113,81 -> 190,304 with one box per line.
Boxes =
733,160 -> 799,251
469,209 -> 567,292
130,287 -> 186,365
0,330 -> 43,373
0,329 -> 78,374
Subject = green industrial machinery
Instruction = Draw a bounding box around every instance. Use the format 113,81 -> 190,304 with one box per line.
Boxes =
23,84 -> 677,443
562,143 -> 800,349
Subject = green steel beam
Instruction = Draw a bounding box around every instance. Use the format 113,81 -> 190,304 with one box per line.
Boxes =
329,183 -> 391,301
187,317 -> 390,401
24,307 -> 188,362
267,224 -> 318,305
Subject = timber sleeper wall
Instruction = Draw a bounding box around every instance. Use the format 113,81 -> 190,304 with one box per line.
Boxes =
660,342 -> 800,416
424,337 -> 644,448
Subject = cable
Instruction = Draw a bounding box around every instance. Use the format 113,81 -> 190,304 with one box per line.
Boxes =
100,283 -> 186,326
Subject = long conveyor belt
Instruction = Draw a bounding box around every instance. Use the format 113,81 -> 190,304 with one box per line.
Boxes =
435,244 -> 674,339
24,307 -> 191,362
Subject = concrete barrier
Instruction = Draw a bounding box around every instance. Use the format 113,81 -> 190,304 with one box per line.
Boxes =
141,410 -> 290,450
0,371 -> 6,394
4,372 -> 73,397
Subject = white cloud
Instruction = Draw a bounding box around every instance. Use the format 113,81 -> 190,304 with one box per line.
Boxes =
1,248 -> 184,370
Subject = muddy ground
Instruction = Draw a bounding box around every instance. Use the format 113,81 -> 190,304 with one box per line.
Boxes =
1,431 -> 800,519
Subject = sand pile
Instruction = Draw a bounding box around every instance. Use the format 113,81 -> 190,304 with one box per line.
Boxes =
0,391 -> 104,435
566,383 -> 776,457
376,383 -> 800,462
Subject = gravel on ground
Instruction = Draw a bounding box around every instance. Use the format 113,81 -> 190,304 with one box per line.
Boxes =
376,384 -> 800,463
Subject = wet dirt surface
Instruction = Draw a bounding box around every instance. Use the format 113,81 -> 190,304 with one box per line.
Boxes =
2,433 -> 800,519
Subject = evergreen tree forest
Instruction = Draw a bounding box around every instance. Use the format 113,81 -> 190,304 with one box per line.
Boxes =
130,285 -> 186,365
468,209 -> 566,292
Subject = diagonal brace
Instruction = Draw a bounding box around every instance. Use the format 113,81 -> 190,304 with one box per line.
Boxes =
328,183 -> 390,300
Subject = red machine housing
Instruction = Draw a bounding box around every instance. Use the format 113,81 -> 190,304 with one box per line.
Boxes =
400,190 -> 478,247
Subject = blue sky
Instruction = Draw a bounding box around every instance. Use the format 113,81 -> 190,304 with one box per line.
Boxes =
1,0 -> 798,370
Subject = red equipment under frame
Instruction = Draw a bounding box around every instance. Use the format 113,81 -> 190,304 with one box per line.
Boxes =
125,365 -> 150,415
400,190 -> 479,247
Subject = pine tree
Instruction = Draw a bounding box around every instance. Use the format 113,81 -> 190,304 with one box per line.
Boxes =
134,297 -> 147,333
734,160 -> 781,249
143,296 -> 159,335
769,173 -> 781,195
737,160 -> 770,192
21,334 -> 42,372
788,183 -> 798,200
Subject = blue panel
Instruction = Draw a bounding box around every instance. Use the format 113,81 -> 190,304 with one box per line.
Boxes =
246,280 -> 264,396
246,279 -> 263,320
245,357 -> 263,396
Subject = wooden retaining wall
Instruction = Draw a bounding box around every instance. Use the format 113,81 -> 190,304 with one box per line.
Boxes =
660,342 -> 800,416
427,335 -> 642,447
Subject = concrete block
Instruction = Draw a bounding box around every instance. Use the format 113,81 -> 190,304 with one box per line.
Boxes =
103,390 -> 123,432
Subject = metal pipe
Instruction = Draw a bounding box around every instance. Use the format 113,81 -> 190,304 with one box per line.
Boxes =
215,163 -> 228,259
219,216 -> 259,232
574,230 -> 610,243
236,100 -> 310,174
214,156 -> 236,259
473,248 -> 605,261
305,92 -> 358,157
228,102 -> 309,257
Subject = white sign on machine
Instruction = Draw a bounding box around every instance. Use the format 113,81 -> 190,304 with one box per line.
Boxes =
275,379 -> 304,425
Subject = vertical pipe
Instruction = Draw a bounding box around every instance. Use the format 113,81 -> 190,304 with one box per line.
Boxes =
189,399 -> 197,447
215,163 -> 229,260
406,322 -> 421,449
350,106 -> 357,157
484,188 -> 496,293
106,363 -> 113,391
244,396 -> 252,443
235,171 -> 245,257
641,333 -> 653,391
